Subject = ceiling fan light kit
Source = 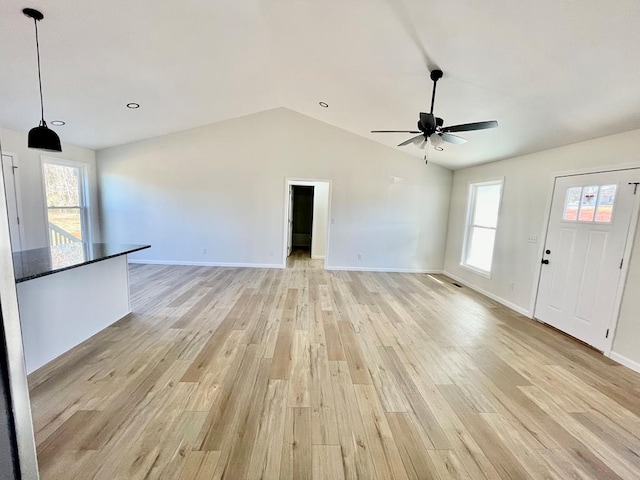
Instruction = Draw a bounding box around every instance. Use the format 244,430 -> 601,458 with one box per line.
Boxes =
23,7 -> 62,152
371,69 -> 498,162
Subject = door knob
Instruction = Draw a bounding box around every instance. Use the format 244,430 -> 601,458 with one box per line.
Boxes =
545,249 -> 551,255
541,259 -> 549,265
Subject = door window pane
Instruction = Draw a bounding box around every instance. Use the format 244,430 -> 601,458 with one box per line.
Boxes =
563,187 -> 582,221
578,186 -> 598,222
595,184 -> 617,223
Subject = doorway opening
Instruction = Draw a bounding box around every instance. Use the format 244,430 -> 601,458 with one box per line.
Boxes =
290,185 -> 314,258
283,179 -> 331,269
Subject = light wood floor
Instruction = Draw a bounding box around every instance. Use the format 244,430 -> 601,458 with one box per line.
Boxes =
29,252 -> 640,479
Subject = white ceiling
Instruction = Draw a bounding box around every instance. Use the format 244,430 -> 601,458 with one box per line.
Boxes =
2,0 -> 640,169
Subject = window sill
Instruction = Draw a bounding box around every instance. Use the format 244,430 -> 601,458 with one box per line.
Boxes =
459,263 -> 492,279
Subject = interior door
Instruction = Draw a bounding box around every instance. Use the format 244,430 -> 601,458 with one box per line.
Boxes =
0,155 -> 22,251
287,185 -> 294,257
535,169 -> 640,350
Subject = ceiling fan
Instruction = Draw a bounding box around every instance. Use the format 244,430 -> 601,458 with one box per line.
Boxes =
371,69 -> 498,155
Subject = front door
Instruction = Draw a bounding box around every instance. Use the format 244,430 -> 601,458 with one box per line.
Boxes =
535,169 -> 640,350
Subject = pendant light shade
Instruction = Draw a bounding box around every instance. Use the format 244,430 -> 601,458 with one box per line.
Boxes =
23,8 -> 62,152
28,122 -> 62,151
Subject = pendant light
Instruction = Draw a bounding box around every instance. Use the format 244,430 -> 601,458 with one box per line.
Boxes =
23,8 -> 62,152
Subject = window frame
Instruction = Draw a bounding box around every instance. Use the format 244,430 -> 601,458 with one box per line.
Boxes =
40,156 -> 92,246
460,177 -> 505,278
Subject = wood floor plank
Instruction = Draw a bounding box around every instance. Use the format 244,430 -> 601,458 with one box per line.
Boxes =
247,379 -> 288,480
322,310 -> 346,361
379,346 -> 450,449
312,445 -> 345,480
27,254 -> 640,479
309,343 -> 339,446
338,321 -> 373,385
270,289 -> 299,380
428,450 -> 473,480
330,361 -> 375,480
280,407 -> 312,480
354,384 -> 408,479
386,412 -> 440,480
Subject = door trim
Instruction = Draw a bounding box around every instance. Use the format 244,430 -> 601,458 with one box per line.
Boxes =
0,147 -> 40,477
1,152 -> 26,252
282,178 -> 332,269
530,164 -> 640,356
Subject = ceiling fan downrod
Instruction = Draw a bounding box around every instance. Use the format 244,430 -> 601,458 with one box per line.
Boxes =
429,69 -> 443,114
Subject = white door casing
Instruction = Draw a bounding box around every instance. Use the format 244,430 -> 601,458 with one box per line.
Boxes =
1,154 -> 24,251
287,185 -> 294,257
535,169 -> 640,350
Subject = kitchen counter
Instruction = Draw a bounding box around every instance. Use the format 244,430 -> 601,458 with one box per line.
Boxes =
15,242 -> 150,373
14,243 -> 150,283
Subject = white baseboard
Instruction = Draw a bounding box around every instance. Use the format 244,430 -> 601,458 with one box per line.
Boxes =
311,255 -> 325,260
442,271 -> 532,318
128,259 -> 285,269
608,352 -> 640,374
326,265 -> 443,274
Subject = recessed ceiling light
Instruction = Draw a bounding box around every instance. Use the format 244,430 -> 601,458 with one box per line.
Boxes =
319,102 -> 329,108
126,103 -> 140,109
50,120 -> 65,126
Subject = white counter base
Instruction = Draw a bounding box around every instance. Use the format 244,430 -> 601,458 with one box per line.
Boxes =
17,255 -> 131,374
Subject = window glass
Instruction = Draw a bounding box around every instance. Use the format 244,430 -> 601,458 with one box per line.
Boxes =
465,227 -> 496,272
462,180 -> 503,275
43,161 -> 88,245
578,185 -> 598,222
595,184 -> 616,223
473,184 -> 502,228
563,187 -> 582,221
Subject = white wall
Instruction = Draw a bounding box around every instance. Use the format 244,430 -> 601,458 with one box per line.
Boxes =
612,217 -> 640,371
443,128 -> 640,366
0,128 -> 99,250
97,108 -> 452,272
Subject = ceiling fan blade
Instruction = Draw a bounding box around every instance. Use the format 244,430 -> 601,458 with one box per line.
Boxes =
371,130 -> 421,133
441,120 -> 498,133
412,135 -> 426,146
398,134 -> 424,147
419,112 -> 435,131
441,133 -> 467,145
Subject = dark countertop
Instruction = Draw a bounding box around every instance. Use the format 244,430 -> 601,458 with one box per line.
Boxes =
13,243 -> 150,283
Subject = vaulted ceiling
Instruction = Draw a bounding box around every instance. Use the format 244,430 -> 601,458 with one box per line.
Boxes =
2,0 -> 640,169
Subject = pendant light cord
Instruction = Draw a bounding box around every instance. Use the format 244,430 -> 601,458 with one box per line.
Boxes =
32,18 -> 45,124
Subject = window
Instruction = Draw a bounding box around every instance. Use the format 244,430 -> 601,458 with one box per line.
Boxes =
562,184 -> 617,223
42,158 -> 91,246
462,179 -> 503,276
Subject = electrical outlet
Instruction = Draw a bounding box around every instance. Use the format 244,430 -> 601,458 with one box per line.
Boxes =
527,235 -> 538,243
508,281 -> 515,290
357,253 -> 363,260
269,250 -> 274,257
201,247 -> 207,254
331,218 -> 336,225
